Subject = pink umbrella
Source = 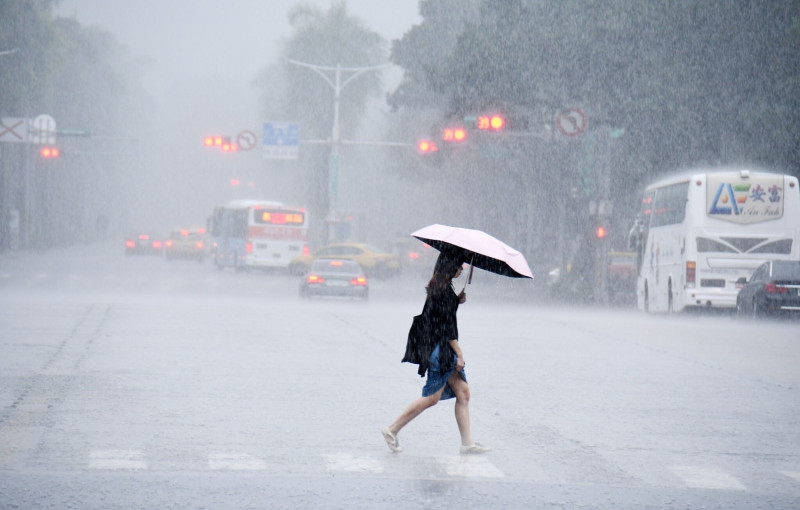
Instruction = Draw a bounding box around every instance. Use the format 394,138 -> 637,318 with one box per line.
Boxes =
411,224 -> 533,283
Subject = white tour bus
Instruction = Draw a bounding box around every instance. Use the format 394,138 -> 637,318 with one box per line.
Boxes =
209,200 -> 308,271
628,169 -> 800,312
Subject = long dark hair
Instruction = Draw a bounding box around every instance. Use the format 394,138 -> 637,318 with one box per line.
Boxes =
426,253 -> 462,296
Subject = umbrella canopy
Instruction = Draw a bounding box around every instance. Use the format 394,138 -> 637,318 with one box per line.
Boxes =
411,224 -> 533,279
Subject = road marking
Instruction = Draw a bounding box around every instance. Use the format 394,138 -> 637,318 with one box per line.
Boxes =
779,471 -> 800,483
669,465 -> 746,491
322,453 -> 384,474
89,449 -> 147,470
437,456 -> 504,478
208,453 -> 266,470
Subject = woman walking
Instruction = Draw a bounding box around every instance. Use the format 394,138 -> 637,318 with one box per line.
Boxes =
381,253 -> 491,454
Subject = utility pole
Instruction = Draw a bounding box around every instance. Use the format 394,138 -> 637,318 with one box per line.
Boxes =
285,59 -> 391,243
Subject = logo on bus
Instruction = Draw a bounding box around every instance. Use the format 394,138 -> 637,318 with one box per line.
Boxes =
707,176 -> 784,224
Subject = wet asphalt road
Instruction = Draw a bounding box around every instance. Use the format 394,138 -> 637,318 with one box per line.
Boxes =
1,243 -> 799,509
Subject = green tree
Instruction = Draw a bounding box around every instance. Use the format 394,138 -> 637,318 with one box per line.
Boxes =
257,1 -> 386,246
386,0 -> 800,278
0,0 -> 150,250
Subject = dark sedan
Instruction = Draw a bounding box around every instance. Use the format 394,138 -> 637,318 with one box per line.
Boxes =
299,258 -> 369,300
736,260 -> 800,318
124,231 -> 163,256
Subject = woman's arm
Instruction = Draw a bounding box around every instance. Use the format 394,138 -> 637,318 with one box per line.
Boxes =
449,339 -> 465,369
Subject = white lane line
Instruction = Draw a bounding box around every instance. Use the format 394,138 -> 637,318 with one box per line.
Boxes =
89,449 -> 147,470
208,453 -> 267,470
779,471 -> 800,483
322,453 -> 384,474
437,456 -> 504,478
669,465 -> 746,491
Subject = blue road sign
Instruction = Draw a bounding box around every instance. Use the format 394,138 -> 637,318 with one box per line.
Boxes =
263,122 -> 299,160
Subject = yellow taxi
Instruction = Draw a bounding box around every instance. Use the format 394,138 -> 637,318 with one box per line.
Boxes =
164,229 -> 206,262
289,242 -> 400,278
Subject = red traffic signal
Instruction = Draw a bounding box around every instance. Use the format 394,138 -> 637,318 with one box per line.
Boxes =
417,139 -> 438,153
595,226 -> 607,239
442,127 -> 467,142
40,146 -> 60,158
477,114 -> 505,131
204,135 -> 236,151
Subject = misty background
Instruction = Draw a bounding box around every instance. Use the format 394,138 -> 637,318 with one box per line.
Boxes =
1,0 -> 798,285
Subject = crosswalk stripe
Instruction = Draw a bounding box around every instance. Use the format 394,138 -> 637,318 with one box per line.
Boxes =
437,455 -> 504,478
208,453 -> 266,470
322,453 -> 384,474
669,465 -> 746,491
778,471 -> 800,483
89,449 -> 147,470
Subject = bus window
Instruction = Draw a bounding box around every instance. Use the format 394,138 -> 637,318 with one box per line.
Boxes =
650,182 -> 689,228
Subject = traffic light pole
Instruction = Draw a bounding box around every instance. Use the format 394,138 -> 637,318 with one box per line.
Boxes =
285,59 -> 391,242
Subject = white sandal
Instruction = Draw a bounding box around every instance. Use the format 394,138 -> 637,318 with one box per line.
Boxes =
460,443 -> 491,454
381,427 -> 402,453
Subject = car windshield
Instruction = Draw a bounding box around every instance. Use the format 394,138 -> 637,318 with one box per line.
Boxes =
773,261 -> 800,279
312,259 -> 361,274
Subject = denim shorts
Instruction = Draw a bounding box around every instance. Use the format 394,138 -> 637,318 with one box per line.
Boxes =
421,343 -> 467,400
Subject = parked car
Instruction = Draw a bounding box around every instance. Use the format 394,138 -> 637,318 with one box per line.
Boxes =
736,260 -> 800,318
289,242 -> 400,278
164,229 -> 205,261
299,258 -> 369,300
124,231 -> 163,256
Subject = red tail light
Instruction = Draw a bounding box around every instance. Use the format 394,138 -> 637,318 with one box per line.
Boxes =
152,241 -> 163,249
165,240 -> 173,248
246,241 -> 253,254
302,245 -> 309,256
195,242 -> 204,249
307,275 -> 324,284
138,234 -> 150,240
408,252 -> 419,260
765,283 -> 787,294
686,261 -> 696,288
350,276 -> 368,286
125,240 -> 135,248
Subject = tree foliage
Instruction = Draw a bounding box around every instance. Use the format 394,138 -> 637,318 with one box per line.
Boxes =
390,0 -> 799,175
256,1 -> 387,246
383,0 -> 799,281
0,0 -> 150,250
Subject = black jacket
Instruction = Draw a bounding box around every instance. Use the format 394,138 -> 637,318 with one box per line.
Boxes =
402,287 -> 460,377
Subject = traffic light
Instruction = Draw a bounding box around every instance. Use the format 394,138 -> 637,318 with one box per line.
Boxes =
477,114 -> 505,131
40,146 -> 60,158
417,139 -> 438,154
595,226 -> 607,239
204,135 -> 236,151
442,127 -> 467,143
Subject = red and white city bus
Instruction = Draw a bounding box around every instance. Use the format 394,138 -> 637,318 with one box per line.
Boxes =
209,200 -> 308,271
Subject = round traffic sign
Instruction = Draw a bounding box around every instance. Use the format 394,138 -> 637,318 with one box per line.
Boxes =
236,130 -> 257,151
556,108 -> 587,137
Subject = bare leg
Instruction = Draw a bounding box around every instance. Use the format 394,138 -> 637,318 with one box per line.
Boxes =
386,386 -> 444,436
447,371 -> 473,446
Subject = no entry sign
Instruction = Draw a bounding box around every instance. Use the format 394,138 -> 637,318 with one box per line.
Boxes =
556,108 -> 587,137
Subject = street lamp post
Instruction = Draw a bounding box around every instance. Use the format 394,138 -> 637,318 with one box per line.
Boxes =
285,59 -> 391,241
